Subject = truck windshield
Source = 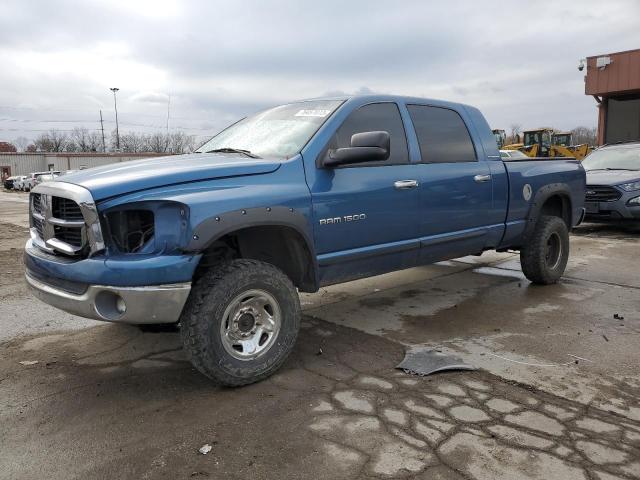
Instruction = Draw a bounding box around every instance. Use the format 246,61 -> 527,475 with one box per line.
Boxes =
196,100 -> 343,159
582,146 -> 640,171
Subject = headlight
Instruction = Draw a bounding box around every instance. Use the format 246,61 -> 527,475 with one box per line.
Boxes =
628,196 -> 640,206
620,181 -> 640,192
103,201 -> 189,254
106,209 -> 155,253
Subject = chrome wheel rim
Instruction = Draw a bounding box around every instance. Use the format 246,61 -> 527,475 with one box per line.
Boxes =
545,232 -> 562,270
220,289 -> 281,361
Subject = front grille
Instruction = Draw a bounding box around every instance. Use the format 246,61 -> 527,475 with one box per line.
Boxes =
33,217 -> 45,238
32,193 -> 42,215
54,225 -> 84,248
53,197 -> 83,221
30,192 -> 88,256
585,185 -> 622,202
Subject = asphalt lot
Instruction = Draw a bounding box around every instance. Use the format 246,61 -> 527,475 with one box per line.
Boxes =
1,189 -> 640,480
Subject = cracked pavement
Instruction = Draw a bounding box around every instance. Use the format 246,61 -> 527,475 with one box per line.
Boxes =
1,190 -> 640,479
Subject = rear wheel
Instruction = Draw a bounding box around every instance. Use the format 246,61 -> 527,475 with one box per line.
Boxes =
520,215 -> 569,285
180,259 -> 300,386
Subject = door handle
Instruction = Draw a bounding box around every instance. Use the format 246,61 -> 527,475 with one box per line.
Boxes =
474,174 -> 491,183
394,180 -> 419,190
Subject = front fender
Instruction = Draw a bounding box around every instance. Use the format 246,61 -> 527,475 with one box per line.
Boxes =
185,205 -> 315,256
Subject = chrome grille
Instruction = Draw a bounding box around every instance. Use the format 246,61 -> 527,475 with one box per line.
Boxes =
54,225 -> 85,248
32,193 -> 42,214
33,216 -> 45,239
29,182 -> 105,257
585,185 -> 622,202
53,197 -> 83,221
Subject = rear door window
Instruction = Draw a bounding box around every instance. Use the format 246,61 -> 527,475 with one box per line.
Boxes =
407,105 -> 477,163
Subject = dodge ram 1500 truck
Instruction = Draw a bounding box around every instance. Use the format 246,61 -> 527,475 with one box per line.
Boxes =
25,95 -> 586,386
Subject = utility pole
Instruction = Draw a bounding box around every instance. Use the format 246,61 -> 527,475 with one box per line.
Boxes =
99,109 -> 106,152
110,87 -> 120,151
166,93 -> 171,152
166,94 -> 171,136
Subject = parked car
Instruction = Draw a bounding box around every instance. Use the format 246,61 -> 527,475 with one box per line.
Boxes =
3,175 -> 19,189
25,94 -> 586,386
34,172 -> 60,185
582,141 -> 640,222
12,175 -> 28,191
499,149 -> 529,159
23,171 -> 60,191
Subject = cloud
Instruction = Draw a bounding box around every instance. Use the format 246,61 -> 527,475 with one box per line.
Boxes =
130,92 -> 170,104
0,0 -> 639,141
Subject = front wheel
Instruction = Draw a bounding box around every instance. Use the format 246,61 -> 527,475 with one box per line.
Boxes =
520,215 -> 570,285
180,259 -> 300,386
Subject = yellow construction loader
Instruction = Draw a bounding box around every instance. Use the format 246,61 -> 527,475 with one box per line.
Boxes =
550,131 -> 592,160
492,129 -> 506,148
502,128 -> 592,160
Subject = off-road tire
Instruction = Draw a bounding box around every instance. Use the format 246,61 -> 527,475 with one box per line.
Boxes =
520,215 -> 569,285
180,259 -> 300,386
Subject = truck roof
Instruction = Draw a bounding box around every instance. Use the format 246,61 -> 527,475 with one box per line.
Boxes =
300,93 -> 474,111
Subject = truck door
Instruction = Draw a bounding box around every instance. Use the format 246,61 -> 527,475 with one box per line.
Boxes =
307,102 -> 421,285
405,104 -> 496,261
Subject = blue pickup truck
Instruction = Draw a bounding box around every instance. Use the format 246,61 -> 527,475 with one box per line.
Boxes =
25,95 -> 586,385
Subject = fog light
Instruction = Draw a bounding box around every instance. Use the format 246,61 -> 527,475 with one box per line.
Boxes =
116,296 -> 127,314
628,196 -> 640,206
95,291 -> 127,320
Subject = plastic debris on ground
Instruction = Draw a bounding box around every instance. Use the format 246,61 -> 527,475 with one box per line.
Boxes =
198,444 -> 212,455
396,348 -> 475,376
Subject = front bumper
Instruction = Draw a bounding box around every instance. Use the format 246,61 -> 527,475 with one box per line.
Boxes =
584,193 -> 640,221
26,272 -> 191,324
24,238 -> 198,324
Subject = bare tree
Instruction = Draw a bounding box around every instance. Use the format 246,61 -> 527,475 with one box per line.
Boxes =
13,136 -> 30,152
51,129 -> 69,152
145,132 -> 168,153
33,130 -> 71,152
33,127 -> 194,154
120,132 -> 146,153
70,127 -> 93,152
51,130 -> 69,151
508,123 -> 522,144
571,126 -> 597,146
87,131 -> 102,152
168,132 -> 196,154
33,133 -> 53,152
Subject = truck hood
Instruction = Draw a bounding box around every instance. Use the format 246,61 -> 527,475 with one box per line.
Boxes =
57,153 -> 282,200
586,169 -> 640,187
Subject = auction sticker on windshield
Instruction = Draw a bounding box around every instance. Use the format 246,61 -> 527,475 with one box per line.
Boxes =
295,109 -> 331,117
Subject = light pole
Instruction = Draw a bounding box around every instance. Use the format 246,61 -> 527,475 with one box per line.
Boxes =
110,87 -> 120,151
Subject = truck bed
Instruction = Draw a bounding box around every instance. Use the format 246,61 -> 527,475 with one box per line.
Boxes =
499,158 -> 586,248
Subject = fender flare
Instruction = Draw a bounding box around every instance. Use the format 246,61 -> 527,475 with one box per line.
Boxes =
523,183 -> 573,241
184,206 -> 319,290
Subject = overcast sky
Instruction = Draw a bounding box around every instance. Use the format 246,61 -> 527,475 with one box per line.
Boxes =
1,0 -> 638,145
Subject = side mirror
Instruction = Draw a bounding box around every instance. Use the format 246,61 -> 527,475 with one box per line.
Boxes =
324,131 -> 390,167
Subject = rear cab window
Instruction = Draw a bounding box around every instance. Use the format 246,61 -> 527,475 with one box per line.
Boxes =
407,105 -> 477,163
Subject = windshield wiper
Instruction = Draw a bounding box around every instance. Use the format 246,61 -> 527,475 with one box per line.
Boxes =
205,147 -> 261,159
